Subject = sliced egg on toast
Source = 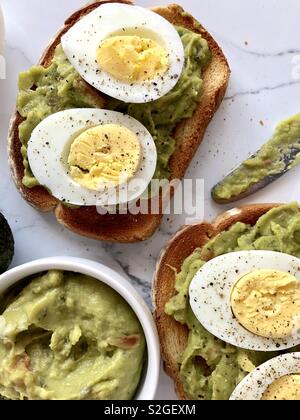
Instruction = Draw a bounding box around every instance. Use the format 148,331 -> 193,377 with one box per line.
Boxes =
189,250 -> 300,352
230,353 -> 300,400
61,3 -> 184,103
27,109 -> 157,207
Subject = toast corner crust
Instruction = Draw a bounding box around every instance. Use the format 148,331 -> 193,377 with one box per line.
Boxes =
8,1 -> 230,242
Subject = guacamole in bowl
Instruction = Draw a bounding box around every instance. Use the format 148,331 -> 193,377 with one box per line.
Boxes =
0,258 -> 159,401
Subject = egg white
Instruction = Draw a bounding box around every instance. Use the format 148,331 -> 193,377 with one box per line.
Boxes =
61,3 -> 185,103
230,352 -> 300,400
27,109 -> 157,207
189,250 -> 300,352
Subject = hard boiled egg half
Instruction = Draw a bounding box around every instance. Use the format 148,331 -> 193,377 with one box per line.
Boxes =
189,250 -> 300,352
230,353 -> 300,400
27,109 -> 157,207
61,3 -> 185,103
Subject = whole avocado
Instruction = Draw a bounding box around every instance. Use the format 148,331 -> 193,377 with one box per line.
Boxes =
0,213 -> 14,274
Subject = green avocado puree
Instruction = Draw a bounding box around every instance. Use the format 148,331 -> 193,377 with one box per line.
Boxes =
212,114 -> 300,201
165,203 -> 300,400
0,271 -> 145,400
17,27 -> 211,188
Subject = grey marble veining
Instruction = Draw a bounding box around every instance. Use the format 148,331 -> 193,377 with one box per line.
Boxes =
225,79 -> 300,101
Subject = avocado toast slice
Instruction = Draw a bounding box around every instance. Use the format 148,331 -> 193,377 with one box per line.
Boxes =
153,203 -> 300,400
8,0 -> 230,243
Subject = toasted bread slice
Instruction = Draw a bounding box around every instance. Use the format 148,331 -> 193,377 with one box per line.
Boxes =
153,203 -> 280,399
8,1 -> 230,243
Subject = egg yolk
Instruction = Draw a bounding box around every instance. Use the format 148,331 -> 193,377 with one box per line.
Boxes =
261,374 -> 300,400
230,269 -> 300,339
68,124 -> 141,191
96,35 -> 169,84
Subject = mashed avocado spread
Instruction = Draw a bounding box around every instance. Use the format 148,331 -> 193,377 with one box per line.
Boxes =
17,27 -> 211,189
0,270 -> 145,400
165,203 -> 300,400
212,114 -> 300,202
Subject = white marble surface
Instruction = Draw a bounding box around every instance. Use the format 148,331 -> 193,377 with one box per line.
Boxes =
0,0 -> 300,400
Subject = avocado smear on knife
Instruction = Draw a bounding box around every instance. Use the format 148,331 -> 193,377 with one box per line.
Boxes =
0,271 -> 145,400
212,114 -> 300,202
17,27 -> 211,189
166,203 -> 300,400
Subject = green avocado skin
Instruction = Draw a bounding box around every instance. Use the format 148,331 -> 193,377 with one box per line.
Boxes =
0,214 -> 14,274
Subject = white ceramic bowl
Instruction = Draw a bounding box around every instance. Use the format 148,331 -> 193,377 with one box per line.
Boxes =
0,257 -> 160,400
